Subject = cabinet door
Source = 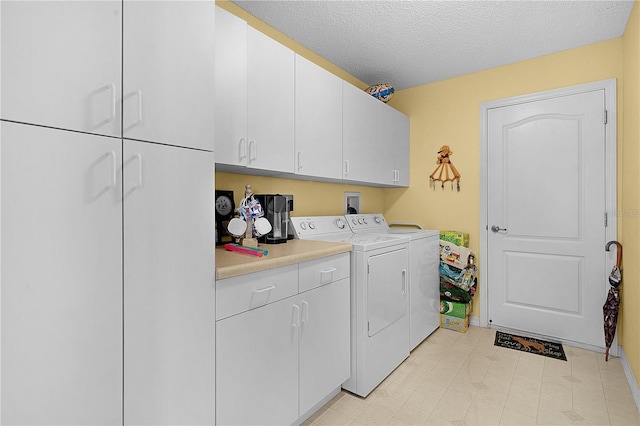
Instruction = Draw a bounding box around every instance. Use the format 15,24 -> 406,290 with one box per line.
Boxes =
394,110 -> 410,187
376,103 -> 410,186
299,279 -> 351,416
215,6 -> 249,166
123,1 -> 215,151
294,55 -> 343,180
216,295 -> 299,426
247,27 -> 295,173
123,141 -> 215,425
1,123 -> 122,425
343,82 -> 378,183
1,1 -> 121,137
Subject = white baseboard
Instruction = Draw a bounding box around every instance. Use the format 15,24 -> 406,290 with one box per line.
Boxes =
619,346 -> 640,414
469,315 -> 480,327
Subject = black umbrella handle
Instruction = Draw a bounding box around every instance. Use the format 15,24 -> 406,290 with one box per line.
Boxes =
606,241 -> 623,268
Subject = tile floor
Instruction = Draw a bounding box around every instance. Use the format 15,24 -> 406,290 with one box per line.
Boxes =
304,326 -> 640,425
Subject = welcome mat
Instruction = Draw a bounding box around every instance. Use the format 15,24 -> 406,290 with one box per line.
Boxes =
494,330 -> 567,361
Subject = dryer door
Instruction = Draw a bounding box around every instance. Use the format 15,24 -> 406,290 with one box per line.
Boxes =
367,247 -> 408,336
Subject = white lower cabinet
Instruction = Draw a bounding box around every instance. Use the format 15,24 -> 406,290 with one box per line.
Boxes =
216,294 -> 300,426
299,278 -> 350,415
0,122 -> 215,425
123,140 -> 215,425
216,253 -> 350,425
1,122 -> 123,425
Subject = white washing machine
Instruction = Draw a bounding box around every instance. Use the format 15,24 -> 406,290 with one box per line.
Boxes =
290,216 -> 410,397
345,213 -> 440,351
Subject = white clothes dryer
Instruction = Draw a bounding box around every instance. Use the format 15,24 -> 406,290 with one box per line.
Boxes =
290,215 -> 410,397
345,213 -> 440,351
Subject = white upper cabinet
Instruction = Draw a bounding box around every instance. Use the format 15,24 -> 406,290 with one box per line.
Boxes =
342,81 -> 378,184
294,54 -> 343,180
247,26 -> 295,173
1,0 -> 215,150
0,1 -> 122,137
213,7 -> 410,187
215,9 -> 295,174
123,0 -> 215,151
376,102 -> 410,187
215,7 -> 248,166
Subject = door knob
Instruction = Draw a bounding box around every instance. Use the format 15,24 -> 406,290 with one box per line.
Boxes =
491,225 -> 507,233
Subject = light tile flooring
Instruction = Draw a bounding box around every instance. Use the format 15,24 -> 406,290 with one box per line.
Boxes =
304,326 -> 640,425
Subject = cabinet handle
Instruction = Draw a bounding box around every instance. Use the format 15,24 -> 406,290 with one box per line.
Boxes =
106,150 -> 117,191
107,83 -> 116,124
302,300 -> 309,323
125,153 -> 143,195
135,89 -> 143,128
252,284 -> 276,294
297,152 -> 303,170
402,269 -> 407,295
344,160 -> 350,176
248,140 -> 257,163
239,138 -> 247,161
135,154 -> 143,189
292,304 -> 300,328
123,90 -> 143,132
320,267 -> 336,284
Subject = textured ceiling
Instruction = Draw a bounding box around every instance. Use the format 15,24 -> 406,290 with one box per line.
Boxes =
231,0 -> 635,90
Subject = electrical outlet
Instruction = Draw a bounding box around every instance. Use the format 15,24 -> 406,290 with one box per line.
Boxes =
345,192 -> 361,214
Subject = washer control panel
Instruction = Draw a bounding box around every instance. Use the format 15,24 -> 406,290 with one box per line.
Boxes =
290,216 -> 351,238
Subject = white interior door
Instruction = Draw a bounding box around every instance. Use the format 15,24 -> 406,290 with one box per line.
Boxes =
487,89 -> 608,348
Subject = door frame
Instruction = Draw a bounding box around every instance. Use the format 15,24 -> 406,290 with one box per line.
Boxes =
479,79 -> 618,352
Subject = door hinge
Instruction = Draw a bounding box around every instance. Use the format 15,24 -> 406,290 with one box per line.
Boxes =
604,109 -> 608,125
605,212 -> 608,227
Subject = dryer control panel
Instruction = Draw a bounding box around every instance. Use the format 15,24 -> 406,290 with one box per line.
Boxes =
345,214 -> 388,233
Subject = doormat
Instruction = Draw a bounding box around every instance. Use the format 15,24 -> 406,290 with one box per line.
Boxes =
494,330 -> 567,361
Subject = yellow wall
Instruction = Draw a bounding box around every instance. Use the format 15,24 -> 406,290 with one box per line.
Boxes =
215,0 -> 640,382
389,40 -> 624,321
623,2 -> 640,381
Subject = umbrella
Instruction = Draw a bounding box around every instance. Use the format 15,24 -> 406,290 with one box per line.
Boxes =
603,241 -> 622,361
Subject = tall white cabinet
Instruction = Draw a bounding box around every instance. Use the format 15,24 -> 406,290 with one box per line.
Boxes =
1,123 -> 124,425
123,141 -> 215,425
0,1 -> 216,424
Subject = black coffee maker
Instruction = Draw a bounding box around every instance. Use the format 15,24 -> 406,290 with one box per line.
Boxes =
254,194 -> 293,244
